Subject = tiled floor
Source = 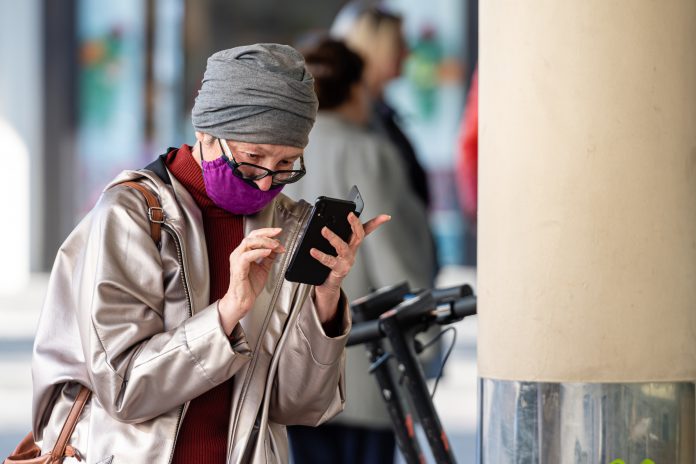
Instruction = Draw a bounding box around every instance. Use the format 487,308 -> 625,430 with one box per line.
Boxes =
0,267 -> 478,462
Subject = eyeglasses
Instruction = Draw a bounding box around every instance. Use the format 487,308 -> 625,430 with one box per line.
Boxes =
218,139 -> 306,186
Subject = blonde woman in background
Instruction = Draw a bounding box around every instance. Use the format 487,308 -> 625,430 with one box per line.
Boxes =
331,2 -> 431,209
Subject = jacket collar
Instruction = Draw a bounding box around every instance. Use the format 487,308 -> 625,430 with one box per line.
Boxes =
144,151 -> 173,185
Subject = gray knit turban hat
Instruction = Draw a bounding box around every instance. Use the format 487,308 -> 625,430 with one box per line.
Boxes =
191,43 -> 318,148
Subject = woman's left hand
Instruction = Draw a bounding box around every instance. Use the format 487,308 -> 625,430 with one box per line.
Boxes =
311,212 -> 391,324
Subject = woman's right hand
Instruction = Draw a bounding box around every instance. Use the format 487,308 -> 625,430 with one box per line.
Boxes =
218,227 -> 286,335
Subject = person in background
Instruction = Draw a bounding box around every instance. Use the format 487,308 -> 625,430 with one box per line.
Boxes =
28,44 -> 390,464
285,38 -> 435,464
331,1 -> 431,209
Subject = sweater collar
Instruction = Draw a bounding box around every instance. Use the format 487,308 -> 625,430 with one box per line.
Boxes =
165,144 -> 220,212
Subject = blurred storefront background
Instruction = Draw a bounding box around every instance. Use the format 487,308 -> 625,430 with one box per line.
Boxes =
386,0 -> 477,266
1,0 -> 477,276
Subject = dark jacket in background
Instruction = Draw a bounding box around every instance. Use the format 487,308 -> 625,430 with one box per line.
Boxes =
374,99 -> 431,208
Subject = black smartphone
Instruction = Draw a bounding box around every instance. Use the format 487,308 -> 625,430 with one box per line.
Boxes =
285,186 -> 363,285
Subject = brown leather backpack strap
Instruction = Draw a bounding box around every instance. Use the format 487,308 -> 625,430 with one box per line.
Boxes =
120,181 -> 164,245
49,386 -> 91,461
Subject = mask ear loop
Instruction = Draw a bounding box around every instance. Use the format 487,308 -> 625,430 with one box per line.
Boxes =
197,137 -> 224,165
218,138 -> 234,159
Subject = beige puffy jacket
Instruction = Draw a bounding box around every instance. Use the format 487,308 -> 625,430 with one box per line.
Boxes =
31,160 -> 350,464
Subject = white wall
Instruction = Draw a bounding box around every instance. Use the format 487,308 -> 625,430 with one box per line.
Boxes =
0,0 -> 42,281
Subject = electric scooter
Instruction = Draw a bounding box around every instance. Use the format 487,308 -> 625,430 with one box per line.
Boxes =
347,282 -> 477,464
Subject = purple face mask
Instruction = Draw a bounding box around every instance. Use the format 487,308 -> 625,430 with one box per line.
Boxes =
200,146 -> 283,215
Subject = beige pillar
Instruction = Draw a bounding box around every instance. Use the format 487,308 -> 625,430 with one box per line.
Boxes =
477,0 -> 696,461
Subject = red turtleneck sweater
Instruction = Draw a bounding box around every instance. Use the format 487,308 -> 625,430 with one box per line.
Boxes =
168,144 -> 244,464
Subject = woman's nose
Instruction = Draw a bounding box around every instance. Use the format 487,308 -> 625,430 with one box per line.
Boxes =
255,176 -> 274,191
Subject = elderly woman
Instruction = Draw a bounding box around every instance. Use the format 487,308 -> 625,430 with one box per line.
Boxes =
28,44 -> 388,464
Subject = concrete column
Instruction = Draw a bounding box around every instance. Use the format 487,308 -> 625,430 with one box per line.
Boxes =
477,0 -> 696,462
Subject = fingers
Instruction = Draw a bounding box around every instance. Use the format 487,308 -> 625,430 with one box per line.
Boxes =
362,214 -> 391,236
346,213 -> 364,247
344,212 -> 391,247
241,236 -> 286,254
239,229 -> 286,263
248,227 -> 283,239
230,248 -> 273,281
310,248 -> 350,278
309,248 -> 338,268
321,218 -> 360,270
257,250 -> 281,271
231,230 -> 285,275
321,226 -> 351,256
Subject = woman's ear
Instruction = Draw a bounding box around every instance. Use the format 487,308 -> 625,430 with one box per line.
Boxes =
194,131 -> 217,145
192,132 -> 219,164
195,131 -> 217,151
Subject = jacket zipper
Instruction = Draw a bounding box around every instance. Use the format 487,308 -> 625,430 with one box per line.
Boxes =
162,223 -> 193,464
228,204 -> 312,461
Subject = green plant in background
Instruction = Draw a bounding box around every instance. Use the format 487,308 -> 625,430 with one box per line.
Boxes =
609,459 -> 656,464
79,28 -> 124,126
404,24 -> 441,120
